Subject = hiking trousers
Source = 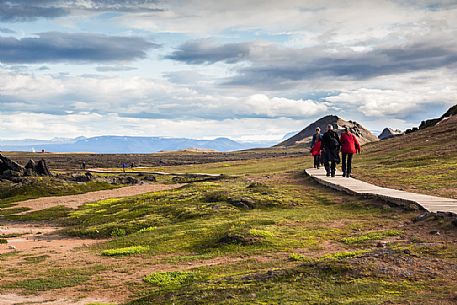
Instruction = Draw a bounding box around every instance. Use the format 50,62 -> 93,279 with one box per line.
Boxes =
313,155 -> 320,168
324,160 -> 336,176
342,153 -> 353,177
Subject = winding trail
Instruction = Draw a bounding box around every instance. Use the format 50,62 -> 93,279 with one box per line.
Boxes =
306,168 -> 457,215
11,183 -> 185,212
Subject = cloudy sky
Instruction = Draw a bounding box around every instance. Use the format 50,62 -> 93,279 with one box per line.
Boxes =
1,0 -> 456,141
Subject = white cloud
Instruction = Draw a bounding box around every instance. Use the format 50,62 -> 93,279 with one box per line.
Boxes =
0,70 -> 327,120
325,85 -> 457,118
0,112 -> 307,141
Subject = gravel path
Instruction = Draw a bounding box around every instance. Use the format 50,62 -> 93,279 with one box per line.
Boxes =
12,183 -> 185,212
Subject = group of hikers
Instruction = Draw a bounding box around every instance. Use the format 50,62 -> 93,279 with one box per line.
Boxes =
310,124 -> 361,178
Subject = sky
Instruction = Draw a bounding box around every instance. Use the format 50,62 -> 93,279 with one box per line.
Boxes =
0,0 -> 456,141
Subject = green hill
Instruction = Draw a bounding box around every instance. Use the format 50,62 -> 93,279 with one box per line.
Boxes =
355,113 -> 457,199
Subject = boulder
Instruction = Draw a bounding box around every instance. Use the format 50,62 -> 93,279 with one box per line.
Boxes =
0,154 -> 25,175
24,159 -> 36,176
22,159 -> 52,176
35,159 -> 51,176
71,172 -> 93,182
0,155 -> 52,180
378,128 -> 403,140
1,170 -> 22,179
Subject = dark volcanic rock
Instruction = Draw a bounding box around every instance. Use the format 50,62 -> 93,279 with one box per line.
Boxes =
0,154 -> 25,174
35,159 -> 51,176
407,104 -> 457,134
71,172 -> 93,182
23,159 -> 51,176
0,155 -> 51,179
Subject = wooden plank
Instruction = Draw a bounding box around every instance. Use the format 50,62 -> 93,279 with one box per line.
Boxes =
305,168 -> 457,216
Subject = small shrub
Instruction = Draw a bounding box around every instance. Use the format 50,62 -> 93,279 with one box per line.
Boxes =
204,191 -> 229,203
110,228 -> 126,237
137,226 -> 157,233
249,229 -> 274,238
101,245 -> 149,256
143,271 -> 197,289
217,232 -> 261,246
289,253 -> 308,262
0,238 -> 7,244
246,182 -> 271,194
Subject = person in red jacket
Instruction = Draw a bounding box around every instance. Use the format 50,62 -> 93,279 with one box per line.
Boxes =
310,128 -> 322,169
339,126 -> 361,177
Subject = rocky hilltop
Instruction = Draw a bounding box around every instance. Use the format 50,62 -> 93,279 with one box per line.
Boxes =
378,128 -> 403,140
276,115 -> 378,147
406,104 -> 457,134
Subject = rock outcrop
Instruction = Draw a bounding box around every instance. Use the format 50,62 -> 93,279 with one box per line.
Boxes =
406,104 -> 457,134
378,128 -> 403,140
276,115 -> 378,147
0,154 -> 51,180
0,154 -> 25,179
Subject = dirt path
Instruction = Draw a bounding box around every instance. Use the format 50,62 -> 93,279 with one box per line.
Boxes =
0,182 -> 185,304
11,183 -> 185,212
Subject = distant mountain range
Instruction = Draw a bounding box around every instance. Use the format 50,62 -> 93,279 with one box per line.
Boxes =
0,136 -> 277,154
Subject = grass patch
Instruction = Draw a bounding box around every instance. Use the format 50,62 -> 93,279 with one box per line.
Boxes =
1,267 -> 95,292
341,230 -> 402,245
0,178 -> 119,206
323,250 -> 369,260
23,255 -> 50,264
101,245 -> 149,257
137,226 -> 156,233
248,228 -> 275,238
5,205 -> 71,222
143,271 -> 199,289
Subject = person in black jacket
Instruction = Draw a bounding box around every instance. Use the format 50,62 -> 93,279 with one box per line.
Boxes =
321,124 -> 341,177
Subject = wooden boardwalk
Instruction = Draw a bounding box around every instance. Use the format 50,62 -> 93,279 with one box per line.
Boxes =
305,168 -> 457,215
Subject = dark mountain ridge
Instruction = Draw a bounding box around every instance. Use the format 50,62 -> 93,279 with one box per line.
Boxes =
276,115 -> 378,147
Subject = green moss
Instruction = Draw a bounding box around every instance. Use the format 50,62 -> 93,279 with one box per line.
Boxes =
129,259 -> 423,305
289,253 -> 310,262
323,250 -> 369,260
341,230 -> 402,245
137,226 -> 156,233
248,228 -> 275,238
143,271 -> 199,289
1,267 -> 96,291
0,178 -> 120,206
101,245 -> 149,256
5,205 -> 71,222
110,228 -> 126,237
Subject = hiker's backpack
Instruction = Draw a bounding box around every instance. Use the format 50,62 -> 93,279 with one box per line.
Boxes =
329,133 -> 340,150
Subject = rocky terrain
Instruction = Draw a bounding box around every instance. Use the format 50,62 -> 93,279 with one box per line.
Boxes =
276,115 -> 379,147
406,104 -> 457,134
0,154 -> 51,181
378,128 -> 403,140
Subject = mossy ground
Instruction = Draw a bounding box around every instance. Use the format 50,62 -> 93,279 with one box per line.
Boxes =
354,117 -> 457,199
0,177 -> 119,208
1,155 -> 457,304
